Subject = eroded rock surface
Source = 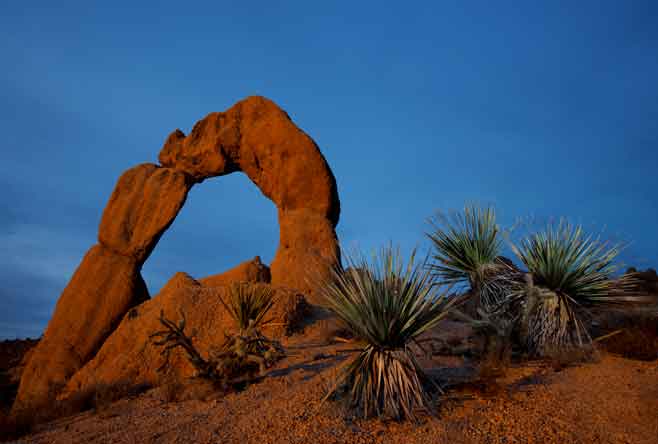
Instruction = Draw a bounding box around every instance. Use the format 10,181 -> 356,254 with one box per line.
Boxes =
199,256 -> 271,287
159,96 -> 341,293
99,163 -> 192,262
62,274 -> 309,398
14,96 -> 340,414
13,245 -> 150,413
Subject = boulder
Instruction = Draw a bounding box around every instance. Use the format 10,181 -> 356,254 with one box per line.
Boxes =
61,273 -> 309,398
98,163 -> 192,262
199,256 -> 271,287
12,245 -> 149,413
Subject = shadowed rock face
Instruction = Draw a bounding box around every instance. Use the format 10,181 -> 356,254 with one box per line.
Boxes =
13,96 -> 340,414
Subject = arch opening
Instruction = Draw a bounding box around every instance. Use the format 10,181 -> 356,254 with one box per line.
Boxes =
13,96 -> 341,414
142,172 -> 278,294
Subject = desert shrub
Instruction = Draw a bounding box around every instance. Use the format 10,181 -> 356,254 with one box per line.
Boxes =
151,286 -> 285,391
220,283 -> 275,332
319,246 -> 457,420
508,220 -> 635,356
427,205 -> 520,314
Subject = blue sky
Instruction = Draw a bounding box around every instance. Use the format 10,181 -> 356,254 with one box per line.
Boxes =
1,1 -> 657,338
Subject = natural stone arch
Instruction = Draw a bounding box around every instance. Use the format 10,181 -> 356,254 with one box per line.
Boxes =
13,96 -> 340,414
158,96 -> 341,290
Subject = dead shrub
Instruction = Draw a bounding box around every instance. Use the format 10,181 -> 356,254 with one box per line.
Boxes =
150,309 -> 284,392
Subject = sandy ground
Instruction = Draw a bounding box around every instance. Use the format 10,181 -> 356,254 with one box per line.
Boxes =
13,325 -> 658,444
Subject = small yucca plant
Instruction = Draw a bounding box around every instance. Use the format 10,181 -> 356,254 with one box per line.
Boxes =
510,220 -> 632,355
220,283 -> 275,332
427,205 -> 517,313
152,284 -> 284,388
320,246 -> 457,420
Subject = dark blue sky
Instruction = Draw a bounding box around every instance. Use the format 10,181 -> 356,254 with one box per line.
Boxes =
1,1 -> 657,338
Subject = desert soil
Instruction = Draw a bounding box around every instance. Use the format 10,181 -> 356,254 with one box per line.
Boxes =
12,322 -> 658,444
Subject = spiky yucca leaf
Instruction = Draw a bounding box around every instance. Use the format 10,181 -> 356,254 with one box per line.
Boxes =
511,221 -> 631,355
220,284 -> 275,332
511,221 -> 625,305
427,205 -> 516,311
320,246 -> 457,420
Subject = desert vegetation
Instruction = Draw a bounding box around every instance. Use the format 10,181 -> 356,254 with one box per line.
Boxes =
426,206 -> 652,358
2,206 -> 656,443
318,246 -> 457,420
426,206 -> 518,313
508,220 -> 636,356
151,283 -> 285,390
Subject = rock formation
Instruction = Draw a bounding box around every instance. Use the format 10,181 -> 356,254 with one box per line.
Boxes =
199,256 -> 271,287
98,163 -> 192,262
13,96 -> 340,414
629,268 -> 658,295
158,96 -> 341,291
61,274 -> 309,399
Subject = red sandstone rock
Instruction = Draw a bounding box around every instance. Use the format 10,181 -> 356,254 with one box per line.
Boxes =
98,163 -> 192,262
159,96 -> 341,294
199,256 -> 271,287
271,209 -> 340,296
12,245 -> 149,414
62,273 -> 309,398
14,96 -> 340,414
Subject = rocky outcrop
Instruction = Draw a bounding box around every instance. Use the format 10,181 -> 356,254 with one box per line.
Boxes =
14,96 -> 340,414
199,256 -> 271,287
98,164 -> 192,262
159,96 -> 341,294
61,274 -> 309,398
628,268 -> 658,295
13,165 -> 192,414
12,244 -> 151,413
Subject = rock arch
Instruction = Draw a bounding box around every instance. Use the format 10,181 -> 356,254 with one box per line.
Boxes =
13,96 -> 340,413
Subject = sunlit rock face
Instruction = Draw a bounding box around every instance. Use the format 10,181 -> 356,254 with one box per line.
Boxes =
13,96 -> 340,414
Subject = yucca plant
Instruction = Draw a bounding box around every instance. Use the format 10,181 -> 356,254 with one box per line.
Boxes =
151,284 -> 284,388
220,283 -> 275,333
320,246 -> 457,420
510,220 -> 633,355
427,205 -> 518,313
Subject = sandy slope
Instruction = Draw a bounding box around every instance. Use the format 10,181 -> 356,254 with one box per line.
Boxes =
18,329 -> 658,444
